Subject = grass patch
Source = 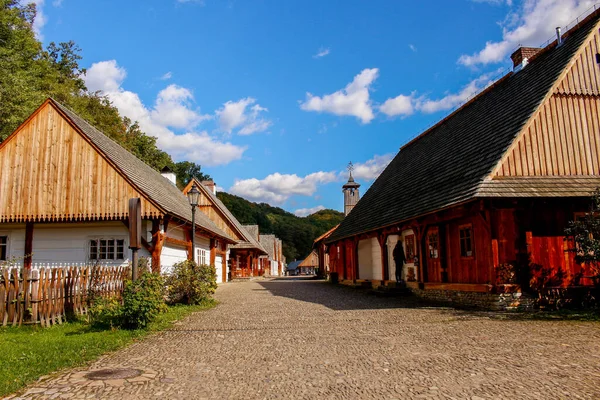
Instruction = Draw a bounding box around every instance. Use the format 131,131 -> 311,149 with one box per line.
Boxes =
0,299 -> 217,397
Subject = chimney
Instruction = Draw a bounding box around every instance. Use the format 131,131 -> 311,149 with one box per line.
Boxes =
510,47 -> 541,72
202,180 -> 217,195
160,166 -> 177,186
556,27 -> 563,46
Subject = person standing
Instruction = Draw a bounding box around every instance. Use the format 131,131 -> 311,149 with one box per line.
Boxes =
393,240 -> 406,282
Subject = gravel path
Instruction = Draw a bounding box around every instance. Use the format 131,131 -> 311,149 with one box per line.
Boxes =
11,277 -> 600,399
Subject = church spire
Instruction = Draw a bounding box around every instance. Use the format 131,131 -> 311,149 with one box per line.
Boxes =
342,161 -> 360,216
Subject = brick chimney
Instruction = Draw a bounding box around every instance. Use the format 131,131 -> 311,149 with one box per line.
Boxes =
202,180 -> 217,195
510,47 -> 541,70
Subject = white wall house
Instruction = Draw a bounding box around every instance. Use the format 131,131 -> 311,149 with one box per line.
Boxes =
0,99 -> 236,273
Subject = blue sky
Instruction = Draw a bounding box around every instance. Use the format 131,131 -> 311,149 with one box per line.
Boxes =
34,0 -> 595,216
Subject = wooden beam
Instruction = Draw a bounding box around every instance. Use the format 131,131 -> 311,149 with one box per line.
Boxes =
24,222 -> 34,270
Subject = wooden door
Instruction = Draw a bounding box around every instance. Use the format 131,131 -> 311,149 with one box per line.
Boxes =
426,227 -> 442,282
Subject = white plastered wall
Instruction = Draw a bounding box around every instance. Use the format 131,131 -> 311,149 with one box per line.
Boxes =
0,222 -> 152,268
357,237 -> 382,280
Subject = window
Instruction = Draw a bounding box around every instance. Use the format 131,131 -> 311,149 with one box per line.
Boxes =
89,239 -> 125,261
428,232 -> 439,259
459,225 -> 474,258
405,234 -> 415,263
196,248 -> 207,265
0,236 -> 7,261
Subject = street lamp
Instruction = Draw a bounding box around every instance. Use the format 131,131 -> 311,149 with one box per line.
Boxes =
187,183 -> 200,264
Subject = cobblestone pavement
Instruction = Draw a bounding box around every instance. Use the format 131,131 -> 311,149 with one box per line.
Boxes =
9,278 -> 600,400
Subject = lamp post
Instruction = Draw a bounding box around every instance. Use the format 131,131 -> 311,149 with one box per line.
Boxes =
187,183 -> 200,264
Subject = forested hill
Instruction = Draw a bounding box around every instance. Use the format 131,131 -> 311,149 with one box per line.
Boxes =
216,192 -> 344,262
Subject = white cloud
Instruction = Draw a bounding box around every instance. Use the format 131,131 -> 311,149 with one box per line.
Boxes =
150,85 -> 210,129
294,205 -> 326,217
84,60 -> 246,166
229,171 -> 337,204
300,68 -> 379,123
85,60 -> 127,93
216,98 -> 272,135
459,0 -> 595,66
52,0 -> 63,6
313,47 -> 331,58
381,70 -> 499,116
380,94 -> 414,117
160,71 -> 173,80
348,154 -> 394,181
409,44 -> 417,52
416,71 -> 498,113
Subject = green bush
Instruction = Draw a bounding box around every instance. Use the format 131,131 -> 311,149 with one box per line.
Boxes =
166,260 -> 218,305
121,272 -> 167,329
88,296 -> 123,329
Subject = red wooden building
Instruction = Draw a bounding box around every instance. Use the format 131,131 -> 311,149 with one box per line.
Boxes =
326,10 -> 600,308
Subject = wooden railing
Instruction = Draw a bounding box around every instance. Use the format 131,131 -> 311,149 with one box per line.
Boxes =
0,265 -> 129,327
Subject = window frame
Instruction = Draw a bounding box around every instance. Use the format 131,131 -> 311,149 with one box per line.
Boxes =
459,224 -> 474,259
0,234 -> 8,262
404,234 -> 416,263
427,230 -> 439,259
88,237 -> 126,261
196,248 -> 208,266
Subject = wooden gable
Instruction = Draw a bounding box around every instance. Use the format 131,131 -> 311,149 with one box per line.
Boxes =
493,24 -> 600,178
0,101 -> 163,222
182,181 -> 244,241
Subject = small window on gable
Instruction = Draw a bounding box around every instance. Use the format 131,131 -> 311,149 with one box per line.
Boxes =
459,225 -> 474,258
0,236 -> 8,261
89,238 -> 125,261
405,234 -> 415,263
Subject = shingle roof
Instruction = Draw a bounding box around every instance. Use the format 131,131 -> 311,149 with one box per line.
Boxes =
228,223 -> 267,254
50,99 -> 233,241
328,12 -> 599,243
259,234 -> 276,259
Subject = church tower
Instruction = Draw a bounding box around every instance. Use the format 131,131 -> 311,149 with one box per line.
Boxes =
343,162 -> 361,216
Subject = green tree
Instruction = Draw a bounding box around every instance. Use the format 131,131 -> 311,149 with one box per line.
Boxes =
173,161 -> 211,188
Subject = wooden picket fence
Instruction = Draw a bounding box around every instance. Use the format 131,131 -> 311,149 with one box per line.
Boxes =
0,265 -> 129,327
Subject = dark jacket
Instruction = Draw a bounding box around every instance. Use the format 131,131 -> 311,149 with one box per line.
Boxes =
393,242 -> 406,263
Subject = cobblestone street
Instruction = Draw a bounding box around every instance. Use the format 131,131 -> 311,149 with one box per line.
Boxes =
11,278 -> 600,400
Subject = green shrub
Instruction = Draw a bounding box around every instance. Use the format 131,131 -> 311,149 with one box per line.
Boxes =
88,295 -> 123,329
121,272 -> 167,329
166,260 -> 218,305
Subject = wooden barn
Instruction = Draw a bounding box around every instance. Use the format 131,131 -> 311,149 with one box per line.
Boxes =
326,10 -> 600,308
0,99 -> 236,280
298,251 -> 318,275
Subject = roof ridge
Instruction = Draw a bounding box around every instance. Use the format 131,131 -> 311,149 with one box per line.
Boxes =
400,6 -> 600,154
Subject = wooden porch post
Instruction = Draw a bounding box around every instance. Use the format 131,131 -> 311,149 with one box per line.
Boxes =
378,233 -> 388,282
24,222 -> 34,270
151,219 -> 167,273
210,238 -> 217,266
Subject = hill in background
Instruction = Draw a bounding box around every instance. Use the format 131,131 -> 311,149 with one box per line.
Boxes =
216,192 -> 343,262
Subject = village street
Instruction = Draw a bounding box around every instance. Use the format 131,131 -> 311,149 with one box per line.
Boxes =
12,278 -> 600,400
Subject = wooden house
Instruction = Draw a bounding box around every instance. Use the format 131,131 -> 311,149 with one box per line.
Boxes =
326,10 -> 600,308
298,251 -> 318,275
0,99 -> 236,277
229,224 -> 268,278
182,178 -> 269,282
259,234 -> 284,276
312,224 -> 338,277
